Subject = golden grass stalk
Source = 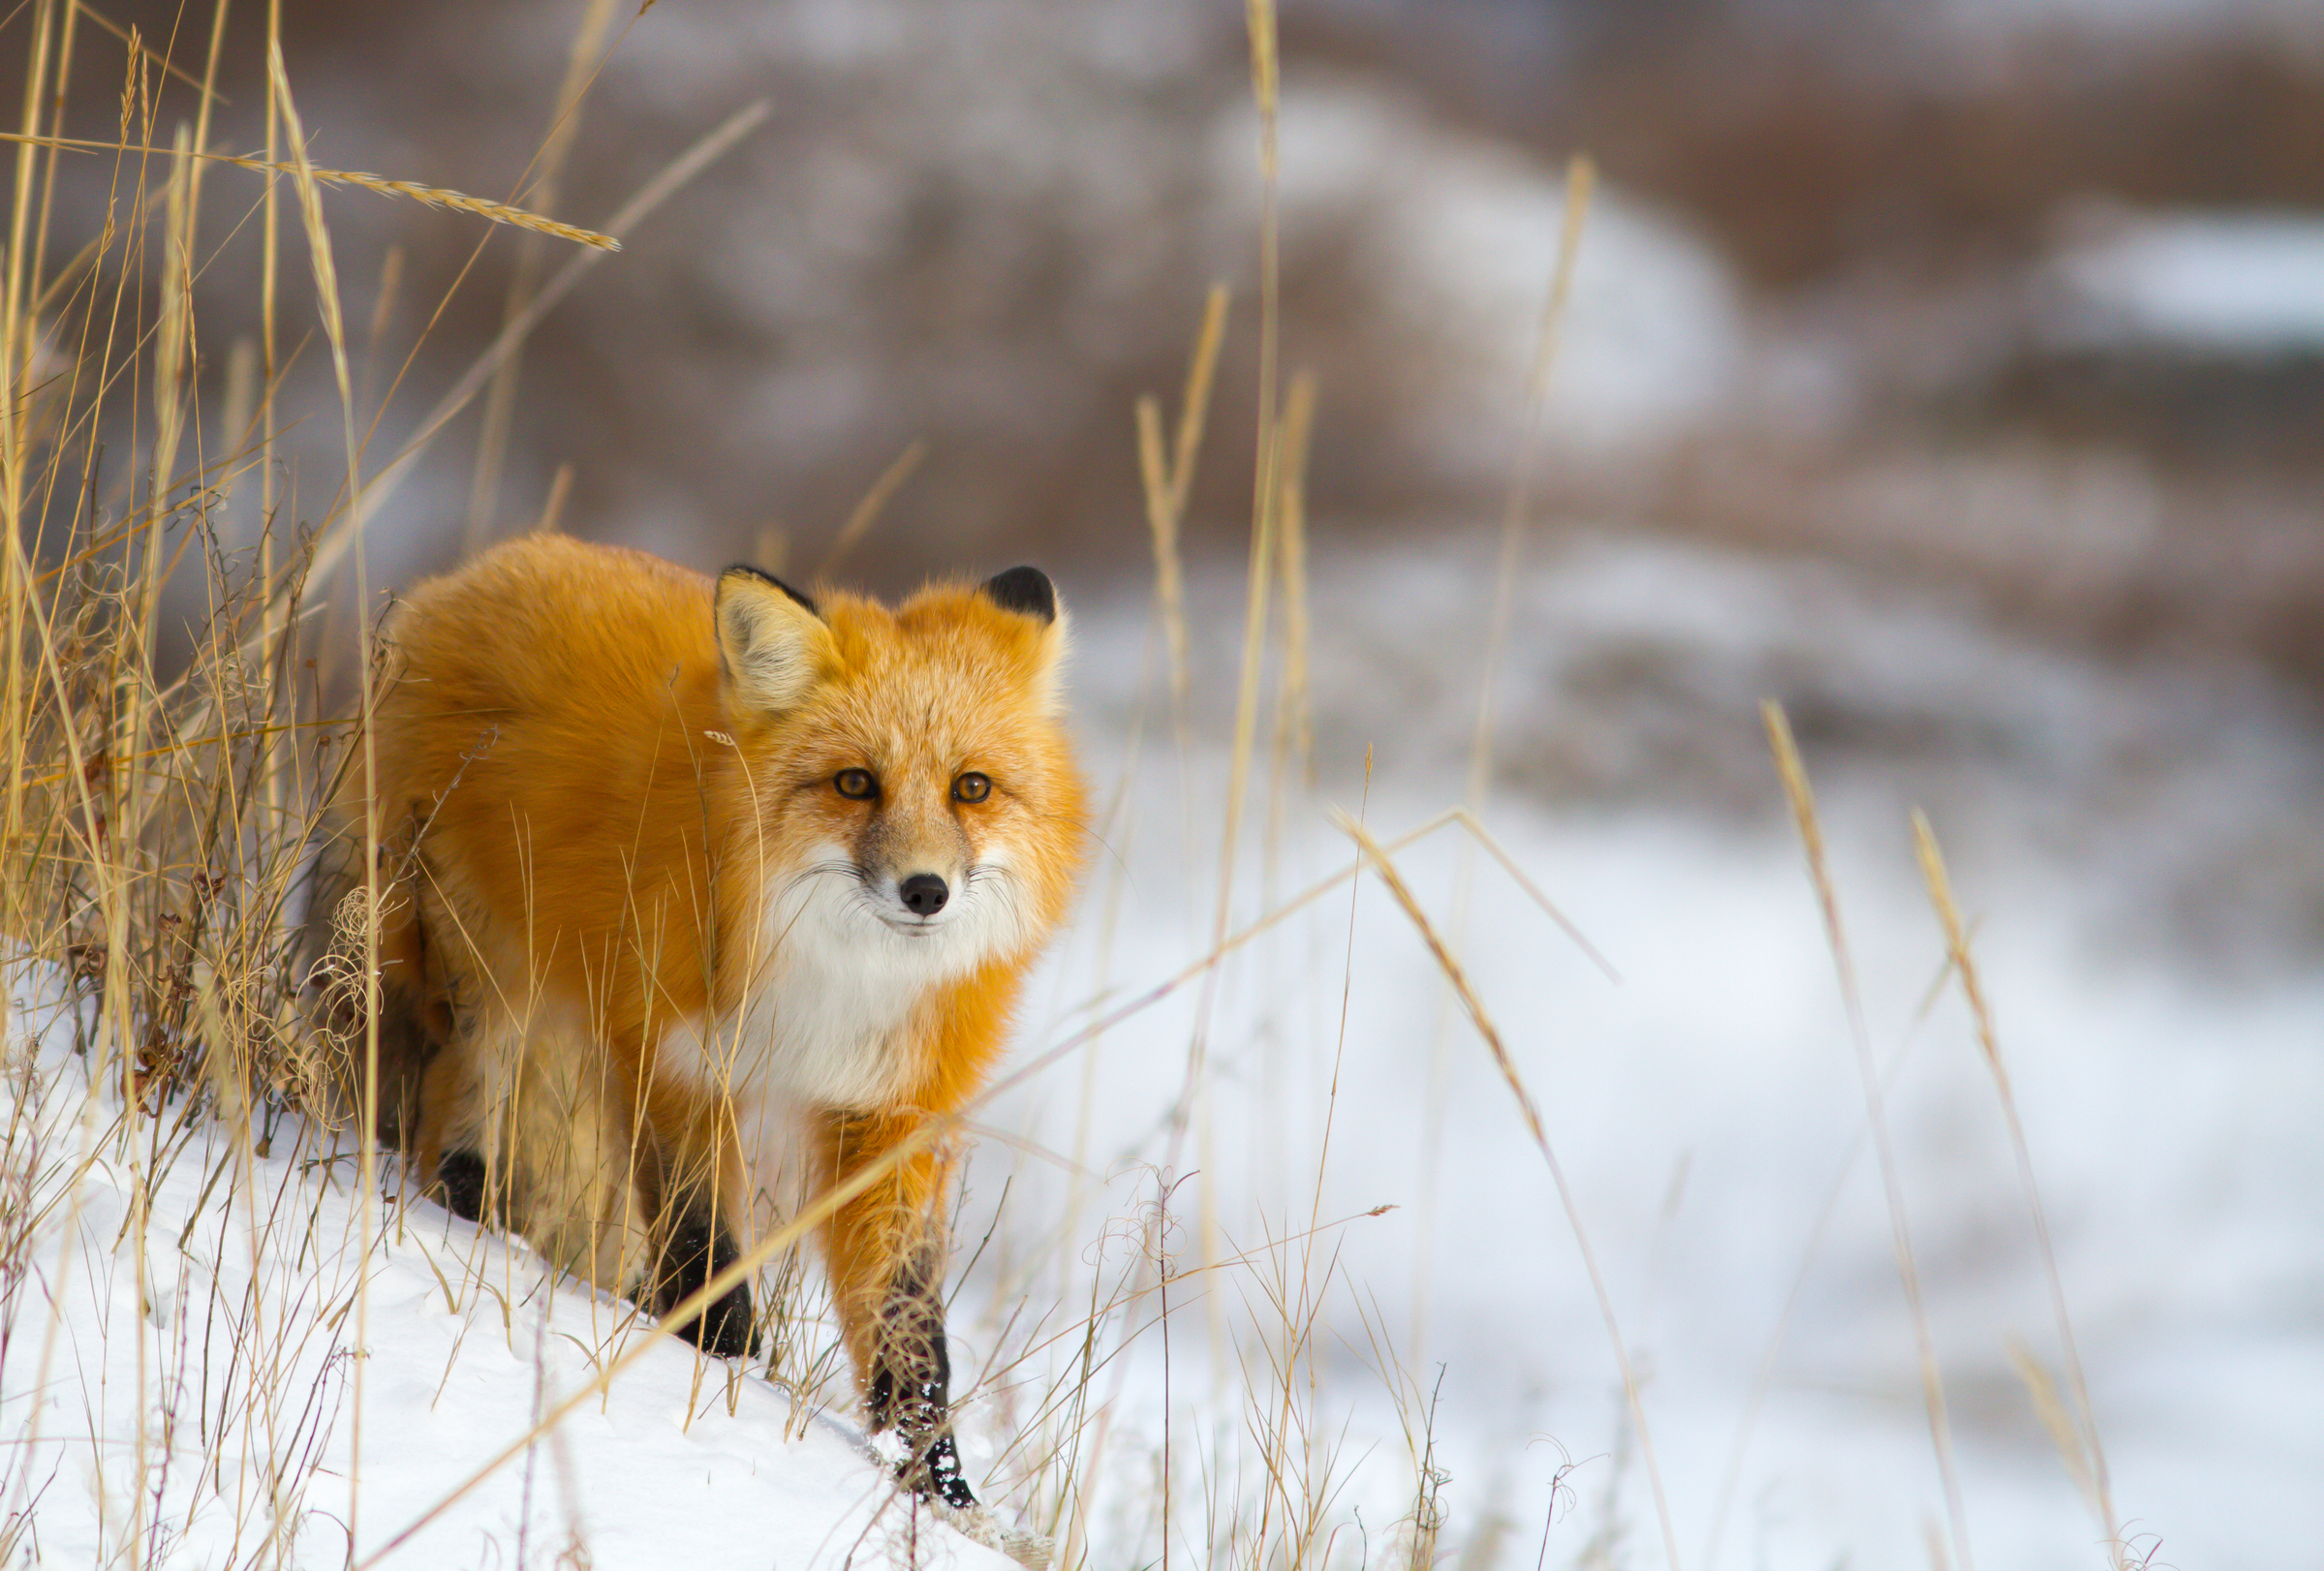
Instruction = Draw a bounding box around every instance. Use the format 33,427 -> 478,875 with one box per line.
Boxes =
1464,154 -> 1593,815
2007,1340 -> 2102,1524
1135,283 -> 1231,728
1167,287 -> 1229,518
1171,0 -> 1287,1379
752,519 -> 790,573
259,0 -> 285,825
299,99 -> 769,590
0,131 -> 623,249
270,35 -> 386,1553
0,18 -> 158,1531
1260,748 -> 1369,1570
355,242 -> 405,420
1133,284 -> 1228,938
1050,353 -> 1215,1531
1134,392 -> 1180,666
1257,365 -> 1316,928
0,0 -> 56,943
182,0 -> 234,254
1912,811 -> 2125,1569
1271,369 -> 1317,792
535,461 -> 575,536
62,0 -> 226,106
147,122 -> 192,532
27,0 -> 85,294
1412,152 -> 1596,1370
1764,703 -> 1975,1571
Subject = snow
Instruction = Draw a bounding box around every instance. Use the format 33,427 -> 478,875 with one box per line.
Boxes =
2042,207 -> 2324,354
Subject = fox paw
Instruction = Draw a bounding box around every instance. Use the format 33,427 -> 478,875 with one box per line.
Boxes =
684,1282 -> 760,1359
436,1150 -> 487,1222
654,1210 -> 761,1358
915,1430 -> 976,1510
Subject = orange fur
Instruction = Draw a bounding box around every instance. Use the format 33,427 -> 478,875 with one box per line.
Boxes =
342,533 -> 1085,1464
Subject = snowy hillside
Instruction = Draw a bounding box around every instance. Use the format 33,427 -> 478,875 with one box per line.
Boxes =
0,962 -> 1029,1570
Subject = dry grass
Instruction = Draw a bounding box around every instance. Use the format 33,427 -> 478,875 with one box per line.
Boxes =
1763,702 -> 1975,1571
1912,813 -> 2125,1571
818,437 -> 930,580
1411,150 -> 1593,1371
0,132 -> 623,252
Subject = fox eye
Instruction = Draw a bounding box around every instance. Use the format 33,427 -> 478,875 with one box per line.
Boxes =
833,768 -> 879,800
951,772 -> 992,804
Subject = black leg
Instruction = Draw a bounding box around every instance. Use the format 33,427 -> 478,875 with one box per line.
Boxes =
867,1252 -> 976,1509
653,1206 -> 760,1358
919,1432 -> 976,1511
436,1149 -> 487,1222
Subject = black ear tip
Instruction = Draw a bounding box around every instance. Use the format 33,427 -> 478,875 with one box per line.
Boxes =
981,566 -> 1056,625
719,563 -> 818,617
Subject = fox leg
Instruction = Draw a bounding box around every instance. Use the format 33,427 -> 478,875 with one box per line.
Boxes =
398,874 -> 506,1225
815,1109 -> 975,1509
304,826 -> 441,1151
641,1079 -> 759,1358
408,993 -> 652,1298
498,1013 -> 653,1294
413,1025 -> 490,1219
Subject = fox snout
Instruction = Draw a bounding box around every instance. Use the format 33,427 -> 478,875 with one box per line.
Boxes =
860,847 -> 969,930
847,788 -> 977,928
897,873 -> 950,917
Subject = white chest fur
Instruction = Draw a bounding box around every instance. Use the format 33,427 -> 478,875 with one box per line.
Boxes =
656,846 -> 1010,1113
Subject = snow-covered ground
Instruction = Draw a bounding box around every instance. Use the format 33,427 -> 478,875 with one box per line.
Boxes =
6,531 -> 2318,1568
0,966 -> 1024,1569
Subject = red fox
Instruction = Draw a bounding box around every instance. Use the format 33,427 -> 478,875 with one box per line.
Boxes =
309,533 -> 1086,1506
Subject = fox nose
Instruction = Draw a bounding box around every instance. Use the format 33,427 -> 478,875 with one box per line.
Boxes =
899,874 -> 949,917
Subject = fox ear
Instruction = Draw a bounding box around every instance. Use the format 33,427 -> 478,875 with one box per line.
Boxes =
716,565 -> 837,712
982,565 -> 1069,714
980,566 -> 1055,625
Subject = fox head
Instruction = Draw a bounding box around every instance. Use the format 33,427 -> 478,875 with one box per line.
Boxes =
712,563 -> 1086,987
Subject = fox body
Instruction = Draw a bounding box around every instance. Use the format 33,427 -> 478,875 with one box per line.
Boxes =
320,533 -> 1084,1504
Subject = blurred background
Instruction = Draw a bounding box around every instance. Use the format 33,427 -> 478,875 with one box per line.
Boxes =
20,0 -> 2324,961
9,1 -> 2320,1566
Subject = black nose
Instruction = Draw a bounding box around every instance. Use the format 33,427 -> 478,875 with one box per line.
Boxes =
899,874 -> 949,917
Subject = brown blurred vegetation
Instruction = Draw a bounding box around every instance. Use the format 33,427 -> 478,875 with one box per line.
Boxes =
6,0 -> 2322,685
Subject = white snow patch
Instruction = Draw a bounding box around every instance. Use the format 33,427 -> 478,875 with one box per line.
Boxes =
2042,207 -> 2324,354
